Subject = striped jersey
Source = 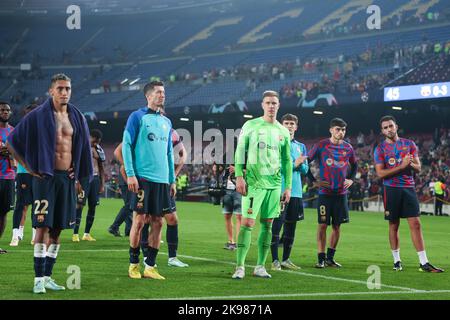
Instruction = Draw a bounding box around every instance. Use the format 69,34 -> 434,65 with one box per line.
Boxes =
374,138 -> 417,188
308,138 -> 356,195
0,125 -> 15,180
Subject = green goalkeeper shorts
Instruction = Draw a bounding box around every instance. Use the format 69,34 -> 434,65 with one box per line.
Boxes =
241,186 -> 282,220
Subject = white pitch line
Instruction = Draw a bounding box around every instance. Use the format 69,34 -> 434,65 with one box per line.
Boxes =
10,248 -> 421,292
149,289 -> 450,300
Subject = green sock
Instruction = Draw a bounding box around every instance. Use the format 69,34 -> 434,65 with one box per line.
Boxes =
236,226 -> 253,267
257,221 -> 272,266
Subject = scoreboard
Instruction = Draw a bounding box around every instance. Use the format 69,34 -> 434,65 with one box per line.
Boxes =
384,82 -> 450,102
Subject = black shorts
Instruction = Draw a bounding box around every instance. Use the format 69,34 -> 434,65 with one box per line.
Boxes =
77,176 -> 100,207
281,197 -> 304,222
32,170 -> 76,229
15,173 -> 33,206
317,194 -> 349,226
383,186 -> 420,221
167,196 -> 176,214
130,179 -> 171,216
0,179 -> 15,214
222,191 -> 242,214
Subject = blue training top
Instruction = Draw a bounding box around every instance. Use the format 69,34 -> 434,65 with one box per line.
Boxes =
282,139 -> 308,198
122,107 -> 175,184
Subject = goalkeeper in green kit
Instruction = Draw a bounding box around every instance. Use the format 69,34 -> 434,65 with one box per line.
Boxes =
232,90 -> 292,279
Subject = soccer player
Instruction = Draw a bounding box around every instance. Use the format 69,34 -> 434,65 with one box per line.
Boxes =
374,115 -> 444,272
232,90 -> 292,279
271,113 -> 308,270
10,104 -> 38,247
123,80 -> 176,280
140,127 -> 189,268
0,101 -> 15,254
72,129 -> 105,242
308,118 -> 357,268
7,73 -> 93,293
108,143 -> 132,237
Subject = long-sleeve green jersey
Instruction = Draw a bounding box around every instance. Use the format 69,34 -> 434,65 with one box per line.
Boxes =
235,117 -> 292,190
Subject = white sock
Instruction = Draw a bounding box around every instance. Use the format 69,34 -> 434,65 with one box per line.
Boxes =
392,249 -> 401,263
34,243 -> 47,258
34,277 -> 44,284
84,233 -> 89,236
417,251 -> 428,265
47,244 -> 60,259
12,228 -> 19,240
19,226 -> 24,237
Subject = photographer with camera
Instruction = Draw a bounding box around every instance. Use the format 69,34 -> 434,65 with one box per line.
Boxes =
209,163 -> 242,250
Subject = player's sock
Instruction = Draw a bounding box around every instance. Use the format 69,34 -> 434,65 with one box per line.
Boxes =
270,218 -> 283,261
282,222 -> 297,262
166,224 -> 178,258
140,223 -> 150,257
12,228 -> 19,240
326,248 -> 336,261
44,244 -> 60,277
144,247 -> 158,267
391,249 -> 401,263
417,250 -> 429,265
129,246 -> 140,264
256,221 -> 272,266
84,207 -> 96,234
73,207 -> 83,234
318,252 -> 326,263
236,226 -> 253,267
19,226 -> 24,238
34,243 -> 47,278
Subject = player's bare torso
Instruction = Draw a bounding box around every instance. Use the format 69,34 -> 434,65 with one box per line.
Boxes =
54,111 -> 73,170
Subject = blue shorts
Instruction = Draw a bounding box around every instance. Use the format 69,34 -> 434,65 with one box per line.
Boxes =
77,176 -> 100,207
317,194 -> 349,226
15,173 -> 33,206
383,186 -> 420,221
280,197 -> 304,222
32,170 -> 76,229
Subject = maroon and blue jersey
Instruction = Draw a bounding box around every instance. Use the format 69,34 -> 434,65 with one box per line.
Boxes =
374,138 -> 417,188
308,139 -> 356,195
0,125 -> 15,180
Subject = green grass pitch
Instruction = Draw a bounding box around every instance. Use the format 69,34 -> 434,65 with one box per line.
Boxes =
0,198 -> 449,300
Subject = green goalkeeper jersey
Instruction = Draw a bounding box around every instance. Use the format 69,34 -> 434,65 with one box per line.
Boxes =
235,117 -> 292,190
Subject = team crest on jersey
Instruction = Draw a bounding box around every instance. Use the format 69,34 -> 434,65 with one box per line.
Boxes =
37,214 -> 45,223
21,184 -> 27,189
247,208 -> 253,215
326,158 -> 333,166
384,211 -> 390,217
388,158 -> 396,165
258,142 -> 266,149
